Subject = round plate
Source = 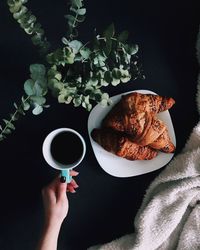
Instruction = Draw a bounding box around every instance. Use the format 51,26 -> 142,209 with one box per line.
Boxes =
88,89 -> 176,177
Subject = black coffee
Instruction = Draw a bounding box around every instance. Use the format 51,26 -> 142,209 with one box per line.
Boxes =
50,131 -> 83,165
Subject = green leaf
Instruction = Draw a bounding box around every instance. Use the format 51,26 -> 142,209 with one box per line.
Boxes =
72,0 -> 83,8
22,102 -> 30,111
124,44 -> 139,55
101,93 -> 109,100
30,96 -> 46,105
77,8 -> 86,15
4,128 -> 12,135
118,30 -> 129,42
58,94 -> 66,103
24,79 -> 35,96
111,78 -> 120,86
54,72 -> 62,81
121,76 -> 131,83
3,119 -> 15,130
66,53 -> 75,64
112,68 -> 122,79
30,64 -> 46,80
32,104 -> 43,115
34,81 -> 44,96
100,99 -> 108,107
13,6 -> 28,20
65,14 -> 75,23
62,37 -> 69,45
80,47 -> 91,59
14,102 -> 18,109
104,71 -> 112,83
68,40 -> 83,53
129,44 -> 139,55
73,95 -> 82,107
103,23 -> 115,39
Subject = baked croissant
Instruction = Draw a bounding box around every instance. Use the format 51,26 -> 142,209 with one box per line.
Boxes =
91,128 -> 158,160
103,109 -> 173,148
103,106 -> 153,137
102,93 -> 175,153
149,129 -> 175,153
121,92 -> 175,114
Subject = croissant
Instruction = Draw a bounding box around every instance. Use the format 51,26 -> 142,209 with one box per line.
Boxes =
91,128 -> 158,160
121,92 -> 175,114
102,93 -> 175,153
103,109 -> 170,145
149,129 -> 175,153
103,109 -> 153,139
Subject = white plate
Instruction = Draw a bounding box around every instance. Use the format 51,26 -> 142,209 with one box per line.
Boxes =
88,89 -> 176,177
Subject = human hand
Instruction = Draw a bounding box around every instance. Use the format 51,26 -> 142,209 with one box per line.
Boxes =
42,170 -> 79,227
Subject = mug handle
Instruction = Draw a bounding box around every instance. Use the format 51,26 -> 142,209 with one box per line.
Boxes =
61,169 -> 72,183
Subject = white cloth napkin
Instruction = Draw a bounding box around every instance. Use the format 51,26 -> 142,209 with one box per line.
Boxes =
88,25 -> 200,250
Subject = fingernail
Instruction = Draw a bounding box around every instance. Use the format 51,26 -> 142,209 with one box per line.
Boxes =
60,176 -> 66,183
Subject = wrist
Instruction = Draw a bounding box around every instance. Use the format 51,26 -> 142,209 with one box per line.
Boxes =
43,219 -> 62,234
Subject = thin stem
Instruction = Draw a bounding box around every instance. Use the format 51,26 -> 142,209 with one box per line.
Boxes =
0,96 -> 30,137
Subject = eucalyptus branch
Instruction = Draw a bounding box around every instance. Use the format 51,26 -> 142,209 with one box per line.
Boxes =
7,0 -> 50,55
65,0 -> 86,40
2,0 -> 144,141
0,96 -> 30,141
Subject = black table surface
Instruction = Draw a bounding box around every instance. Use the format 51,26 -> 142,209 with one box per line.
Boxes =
0,0 -> 199,249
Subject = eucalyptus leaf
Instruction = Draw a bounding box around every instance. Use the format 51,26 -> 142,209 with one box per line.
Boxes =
77,8 -> 86,15
34,81 -> 44,96
32,104 -> 43,115
118,30 -> 129,42
58,94 -> 66,103
65,14 -> 75,23
3,119 -> 15,130
4,128 -> 12,134
62,37 -> 69,45
73,96 -> 82,107
72,0 -> 82,8
30,64 -> 46,80
24,79 -> 35,96
103,23 -> 115,39
104,71 -> 112,83
112,68 -> 121,79
30,96 -> 46,105
14,102 -> 18,109
111,78 -> 120,86
68,40 -> 83,53
22,101 -> 30,111
129,44 -> 139,55
100,99 -> 108,107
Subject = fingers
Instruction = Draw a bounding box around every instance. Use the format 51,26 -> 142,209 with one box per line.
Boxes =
59,170 -> 79,183
67,178 -> 79,193
70,170 -> 79,177
44,171 -> 79,196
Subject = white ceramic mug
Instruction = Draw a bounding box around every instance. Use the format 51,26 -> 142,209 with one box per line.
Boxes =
42,128 -> 86,183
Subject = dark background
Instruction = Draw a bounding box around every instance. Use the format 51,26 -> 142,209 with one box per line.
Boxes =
0,0 -> 199,249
